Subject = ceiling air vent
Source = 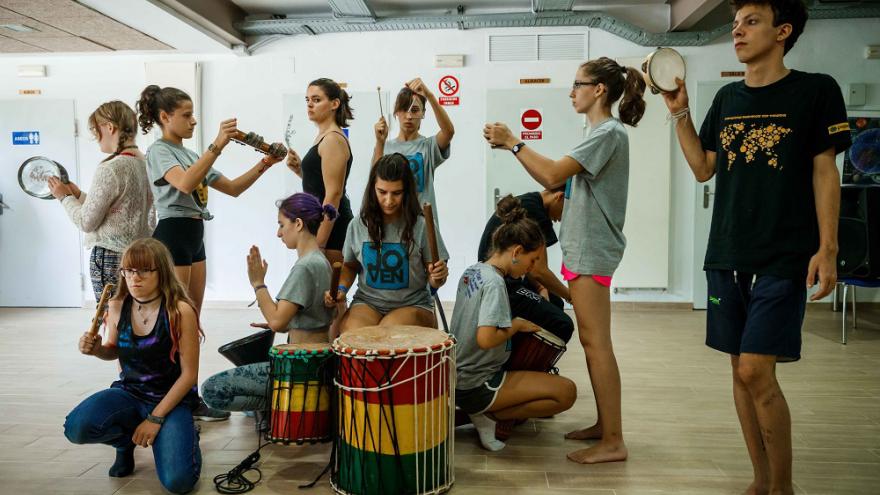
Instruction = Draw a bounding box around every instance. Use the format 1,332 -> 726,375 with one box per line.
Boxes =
490,34 -> 584,62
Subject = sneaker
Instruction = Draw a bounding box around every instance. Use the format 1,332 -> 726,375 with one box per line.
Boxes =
193,398 -> 231,422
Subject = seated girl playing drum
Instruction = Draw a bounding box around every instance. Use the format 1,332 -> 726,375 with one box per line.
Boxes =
201,192 -> 337,414
64,238 -> 202,494
452,195 -> 577,451
328,153 -> 448,331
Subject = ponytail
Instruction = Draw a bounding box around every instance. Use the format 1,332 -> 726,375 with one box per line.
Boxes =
579,57 -> 647,127
136,85 -> 191,135
308,78 -> 354,128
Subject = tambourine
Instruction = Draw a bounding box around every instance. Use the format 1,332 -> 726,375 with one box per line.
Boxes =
641,47 -> 686,95
18,156 -> 70,200
231,130 -> 287,158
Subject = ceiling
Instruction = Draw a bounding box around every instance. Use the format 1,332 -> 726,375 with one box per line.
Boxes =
231,0 -> 668,16
0,0 -> 170,53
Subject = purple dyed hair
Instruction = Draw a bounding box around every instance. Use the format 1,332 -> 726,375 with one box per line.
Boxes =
276,192 -> 338,234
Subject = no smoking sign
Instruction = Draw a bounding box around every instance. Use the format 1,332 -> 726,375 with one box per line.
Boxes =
520,108 -> 543,140
438,75 -> 460,106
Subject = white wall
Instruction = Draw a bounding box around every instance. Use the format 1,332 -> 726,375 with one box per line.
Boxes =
1,17 -> 878,304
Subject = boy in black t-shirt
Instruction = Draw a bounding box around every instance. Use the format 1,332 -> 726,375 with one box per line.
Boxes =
664,1 -> 851,494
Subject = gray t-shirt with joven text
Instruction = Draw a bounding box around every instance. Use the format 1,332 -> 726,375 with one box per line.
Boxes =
343,216 -> 434,312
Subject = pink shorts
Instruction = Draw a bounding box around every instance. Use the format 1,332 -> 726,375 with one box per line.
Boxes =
561,263 -> 612,287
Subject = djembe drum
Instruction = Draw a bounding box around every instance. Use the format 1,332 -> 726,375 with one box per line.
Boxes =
332,325 -> 456,495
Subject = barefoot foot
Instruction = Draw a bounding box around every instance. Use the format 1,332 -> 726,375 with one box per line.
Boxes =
566,442 -> 628,464
564,423 -> 602,440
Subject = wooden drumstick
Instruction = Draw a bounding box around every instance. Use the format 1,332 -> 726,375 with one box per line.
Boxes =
422,202 -> 440,264
88,284 -> 114,337
329,262 -> 343,301
377,86 -> 383,118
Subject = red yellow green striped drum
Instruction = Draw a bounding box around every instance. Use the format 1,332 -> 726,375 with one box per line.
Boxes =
331,325 -> 456,495
268,342 -> 333,444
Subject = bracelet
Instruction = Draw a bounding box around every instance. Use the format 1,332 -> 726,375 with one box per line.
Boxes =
146,414 -> 165,425
667,107 -> 690,123
337,284 -> 349,294
253,284 -> 268,292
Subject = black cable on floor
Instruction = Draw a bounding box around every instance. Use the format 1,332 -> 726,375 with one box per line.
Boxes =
212,447 -> 266,494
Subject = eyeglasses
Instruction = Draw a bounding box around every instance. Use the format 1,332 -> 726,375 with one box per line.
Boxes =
572,80 -> 599,91
120,268 -> 158,277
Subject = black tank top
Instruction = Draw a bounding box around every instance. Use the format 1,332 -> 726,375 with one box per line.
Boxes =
110,297 -> 198,408
301,131 -> 353,220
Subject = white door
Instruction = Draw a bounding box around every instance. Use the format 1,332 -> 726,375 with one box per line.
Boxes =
485,87 -> 587,275
0,99 -> 82,307
691,82 -> 727,309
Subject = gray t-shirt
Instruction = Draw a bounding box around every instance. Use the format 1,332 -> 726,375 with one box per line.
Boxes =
343,216 -> 434,311
384,134 -> 450,260
276,250 -> 335,331
146,139 -> 224,220
451,262 -> 512,390
559,117 -> 629,276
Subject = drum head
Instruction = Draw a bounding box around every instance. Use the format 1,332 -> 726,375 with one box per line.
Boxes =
534,329 -> 566,349
335,325 -> 449,354
645,47 -> 686,93
18,156 -> 69,200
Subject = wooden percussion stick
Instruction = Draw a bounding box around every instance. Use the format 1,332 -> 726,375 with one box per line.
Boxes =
422,203 -> 440,264
87,284 -> 114,337
329,262 -> 343,300
377,86 -> 383,117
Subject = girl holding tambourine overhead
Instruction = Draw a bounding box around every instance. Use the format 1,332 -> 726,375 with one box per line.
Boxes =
484,57 -> 646,465
327,153 -> 448,331
136,85 -> 284,316
63,238 -> 202,494
285,78 -> 355,266
48,101 -> 154,302
373,77 -> 455,260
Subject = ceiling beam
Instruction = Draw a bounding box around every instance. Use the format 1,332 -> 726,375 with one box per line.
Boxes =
152,0 -> 247,45
669,0 -> 726,31
532,0 -> 575,12
328,0 -> 376,19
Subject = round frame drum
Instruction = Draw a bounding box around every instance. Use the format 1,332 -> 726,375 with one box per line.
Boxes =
641,47 -> 686,94
268,342 -> 334,445
332,325 -> 456,495
17,156 -> 69,200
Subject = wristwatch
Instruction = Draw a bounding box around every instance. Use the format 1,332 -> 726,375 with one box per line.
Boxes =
146,414 -> 165,425
207,143 -> 221,156
511,142 -> 526,155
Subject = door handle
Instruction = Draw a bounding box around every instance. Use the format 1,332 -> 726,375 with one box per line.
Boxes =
702,185 -> 715,209
0,193 -> 10,215
494,188 -> 500,205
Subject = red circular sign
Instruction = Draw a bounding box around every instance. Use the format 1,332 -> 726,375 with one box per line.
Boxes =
438,75 -> 459,96
521,109 -> 542,130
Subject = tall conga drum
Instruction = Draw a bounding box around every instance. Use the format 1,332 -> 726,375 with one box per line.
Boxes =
332,325 -> 456,495
268,342 -> 334,444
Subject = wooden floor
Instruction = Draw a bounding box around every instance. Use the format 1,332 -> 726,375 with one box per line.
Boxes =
0,304 -> 878,494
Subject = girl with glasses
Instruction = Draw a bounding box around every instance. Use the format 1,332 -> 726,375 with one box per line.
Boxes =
64,238 -> 202,494
484,57 -> 646,464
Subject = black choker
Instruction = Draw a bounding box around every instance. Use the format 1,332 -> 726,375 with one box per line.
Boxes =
133,294 -> 161,305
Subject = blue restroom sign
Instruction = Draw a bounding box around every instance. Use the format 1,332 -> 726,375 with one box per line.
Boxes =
12,131 -> 40,145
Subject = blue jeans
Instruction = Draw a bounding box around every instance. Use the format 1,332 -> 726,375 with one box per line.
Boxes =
64,388 -> 201,494
202,363 -> 270,412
